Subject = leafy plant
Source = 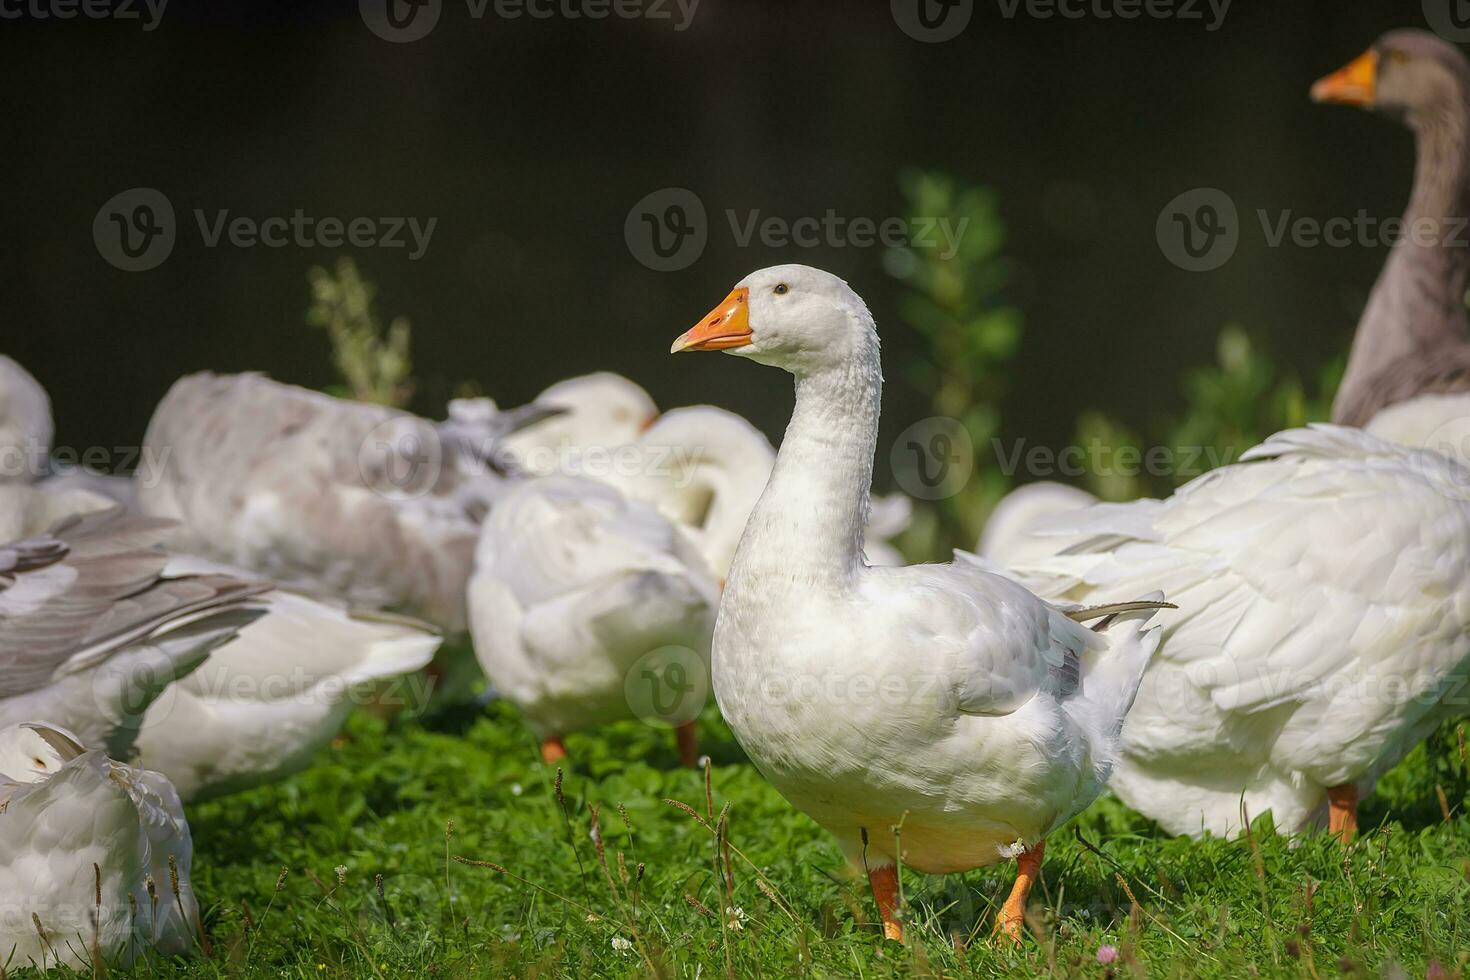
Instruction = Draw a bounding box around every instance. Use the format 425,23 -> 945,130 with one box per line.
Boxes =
306,258 -> 414,408
1078,326 -> 1344,501
885,171 -> 1023,555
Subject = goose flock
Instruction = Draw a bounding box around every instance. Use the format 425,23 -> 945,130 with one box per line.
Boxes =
2,25 -> 1469,965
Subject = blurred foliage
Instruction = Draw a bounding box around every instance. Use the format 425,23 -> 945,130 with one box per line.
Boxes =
306,257 -> 415,408
884,171 -> 1023,557
887,172 -> 1349,558
1078,326 -> 1344,501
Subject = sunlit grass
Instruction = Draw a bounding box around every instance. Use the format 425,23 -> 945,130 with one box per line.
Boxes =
37,692 -> 1463,979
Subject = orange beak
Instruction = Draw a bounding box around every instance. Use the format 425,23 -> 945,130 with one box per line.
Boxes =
670,287 -> 753,353
1311,50 -> 1377,106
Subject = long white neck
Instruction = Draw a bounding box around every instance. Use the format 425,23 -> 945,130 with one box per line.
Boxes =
730,320 -> 882,591
1334,103 -> 1470,424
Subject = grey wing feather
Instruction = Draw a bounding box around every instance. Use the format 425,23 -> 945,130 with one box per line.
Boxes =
0,507 -> 270,698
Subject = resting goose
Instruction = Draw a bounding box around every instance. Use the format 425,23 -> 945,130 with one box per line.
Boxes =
499,372 -> 660,476
0,722 -> 199,971
672,265 -> 1166,943
469,407 -> 769,765
135,372 -> 557,631
0,365 -> 444,799
1005,424 -> 1470,839
0,496 -> 267,757
1316,31 -> 1470,448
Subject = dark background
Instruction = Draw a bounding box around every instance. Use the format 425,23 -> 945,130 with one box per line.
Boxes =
1,0 -> 1429,486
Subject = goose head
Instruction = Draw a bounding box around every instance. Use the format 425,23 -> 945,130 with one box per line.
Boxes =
1312,29 -> 1470,129
0,723 -> 87,785
499,372 -> 659,474
671,265 -> 875,376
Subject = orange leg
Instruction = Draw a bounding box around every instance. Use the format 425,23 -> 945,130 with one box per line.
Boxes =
995,840 -> 1045,943
540,736 -> 568,765
675,722 -> 700,769
1327,784 -> 1358,843
867,863 -> 904,943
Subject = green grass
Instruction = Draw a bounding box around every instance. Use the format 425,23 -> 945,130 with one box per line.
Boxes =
41,698 -> 1470,978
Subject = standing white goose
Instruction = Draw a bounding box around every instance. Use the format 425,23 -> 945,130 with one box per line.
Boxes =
977,31 -> 1470,840
135,372 -> 557,631
0,497 -> 268,757
468,406 -> 769,765
1007,424 -> 1470,839
671,265 -> 1166,943
0,722 -> 200,971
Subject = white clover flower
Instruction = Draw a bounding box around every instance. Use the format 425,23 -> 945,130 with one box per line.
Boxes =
611,936 -> 634,954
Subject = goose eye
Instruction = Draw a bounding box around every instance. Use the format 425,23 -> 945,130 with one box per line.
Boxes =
1387,49 -> 1409,66
774,284 -> 789,296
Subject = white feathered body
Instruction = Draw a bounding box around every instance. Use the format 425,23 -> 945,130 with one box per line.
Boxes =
133,555 -> 441,801
0,725 -> 198,971
469,476 -> 719,737
1013,425 -> 1470,836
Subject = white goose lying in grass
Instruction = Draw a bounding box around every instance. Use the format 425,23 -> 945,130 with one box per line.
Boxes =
671,265 -> 1167,943
499,372 -> 660,475
0,722 -> 200,971
135,372 -> 558,632
0,494 -> 267,757
469,407 -> 771,766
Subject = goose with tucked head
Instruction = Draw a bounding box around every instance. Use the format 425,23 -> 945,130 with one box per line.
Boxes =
1314,30 -> 1470,442
0,722 -> 200,971
672,265 -> 1167,943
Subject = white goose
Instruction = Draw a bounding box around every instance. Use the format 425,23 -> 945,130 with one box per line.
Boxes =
469,407 -> 771,765
978,33 -> 1470,840
499,372 -> 660,476
0,495 -> 267,757
0,722 -> 200,971
1007,426 -> 1470,839
135,372 -> 557,631
671,265 -> 1166,943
